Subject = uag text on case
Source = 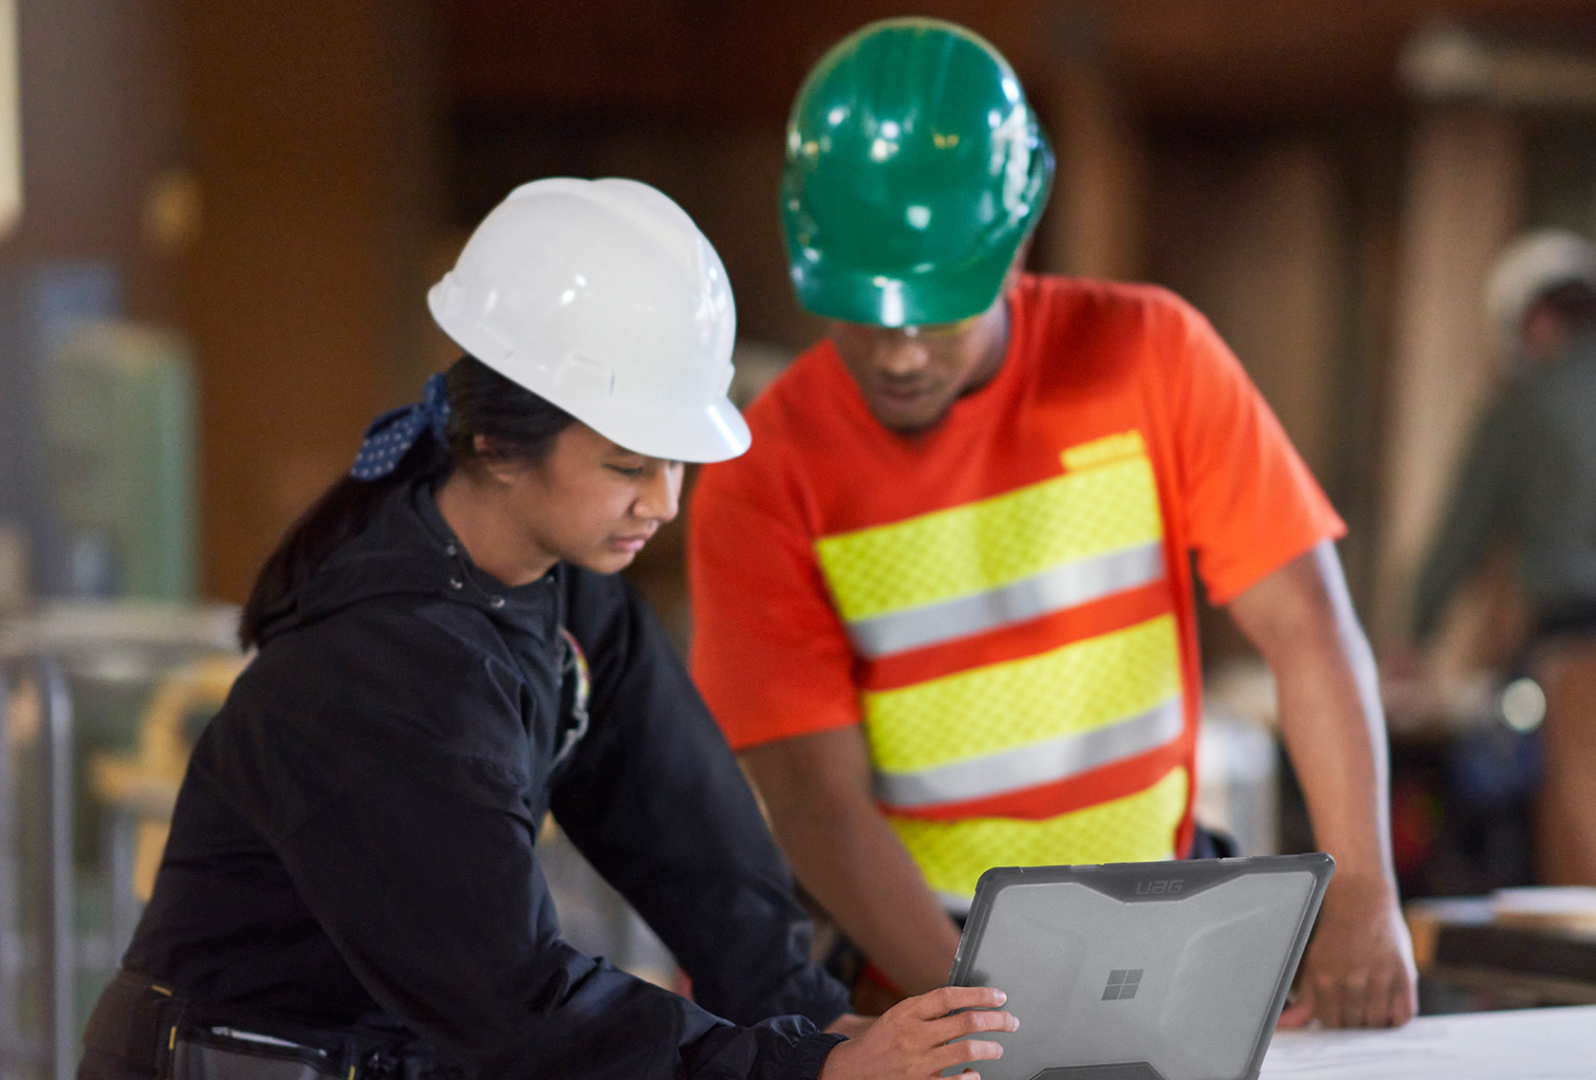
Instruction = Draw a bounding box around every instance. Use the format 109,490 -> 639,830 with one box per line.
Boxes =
946,854 -> 1334,1080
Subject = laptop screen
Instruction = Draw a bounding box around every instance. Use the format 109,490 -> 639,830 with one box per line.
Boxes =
948,855 -> 1332,1080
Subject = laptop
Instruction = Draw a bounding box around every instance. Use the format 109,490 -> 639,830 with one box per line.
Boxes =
945,853 -> 1333,1080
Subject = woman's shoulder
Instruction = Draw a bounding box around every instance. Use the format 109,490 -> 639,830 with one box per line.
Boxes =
220,595 -> 533,770
194,618 -> 536,845
275,587 -> 517,676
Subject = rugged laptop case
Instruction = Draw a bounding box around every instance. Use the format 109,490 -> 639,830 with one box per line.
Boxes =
946,853 -> 1334,1080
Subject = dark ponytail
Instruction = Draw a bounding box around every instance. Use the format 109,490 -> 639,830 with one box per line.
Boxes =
239,355 -> 577,647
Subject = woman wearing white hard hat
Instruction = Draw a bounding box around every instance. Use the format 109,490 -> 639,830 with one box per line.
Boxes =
78,178 -> 1015,1080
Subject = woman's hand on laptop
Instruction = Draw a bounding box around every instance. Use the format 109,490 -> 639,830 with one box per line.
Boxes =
819,985 -> 1017,1080
824,1013 -> 877,1039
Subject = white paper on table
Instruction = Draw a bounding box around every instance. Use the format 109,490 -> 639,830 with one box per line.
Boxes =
1259,1006 -> 1596,1080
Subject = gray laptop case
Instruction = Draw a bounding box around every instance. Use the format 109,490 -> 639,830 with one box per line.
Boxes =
945,854 -> 1334,1080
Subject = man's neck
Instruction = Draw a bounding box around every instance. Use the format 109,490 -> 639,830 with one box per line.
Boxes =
963,298 -> 1011,399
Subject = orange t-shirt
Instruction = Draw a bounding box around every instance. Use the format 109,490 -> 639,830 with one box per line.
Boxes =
689,274 -> 1343,854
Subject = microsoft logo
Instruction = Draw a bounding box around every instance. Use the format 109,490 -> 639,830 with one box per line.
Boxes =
1101,969 -> 1144,1001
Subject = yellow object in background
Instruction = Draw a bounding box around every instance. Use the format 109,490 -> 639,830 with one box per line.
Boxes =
90,654 -> 247,900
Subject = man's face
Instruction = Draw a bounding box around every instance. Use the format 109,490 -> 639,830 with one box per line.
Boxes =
1522,299 -> 1572,363
826,301 -> 1009,432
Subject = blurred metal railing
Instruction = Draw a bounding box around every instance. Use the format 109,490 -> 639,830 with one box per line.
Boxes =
0,660 -> 75,1080
0,602 -> 240,1080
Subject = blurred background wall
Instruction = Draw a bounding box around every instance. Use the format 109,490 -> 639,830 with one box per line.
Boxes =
2,3 -> 1596,1068
8,0 -> 1595,639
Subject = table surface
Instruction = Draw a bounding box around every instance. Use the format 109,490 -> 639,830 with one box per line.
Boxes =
1259,1006 -> 1596,1079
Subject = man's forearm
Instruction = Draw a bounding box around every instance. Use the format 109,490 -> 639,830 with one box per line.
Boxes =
1271,553 -> 1395,884
741,728 -> 962,996
1276,654 -> 1397,888
1205,543 -> 1415,1026
1229,542 -> 1395,882
772,794 -> 962,995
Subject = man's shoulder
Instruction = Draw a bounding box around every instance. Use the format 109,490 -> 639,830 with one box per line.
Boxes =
1011,274 -> 1218,397
1019,273 -> 1204,338
1536,334 -> 1596,397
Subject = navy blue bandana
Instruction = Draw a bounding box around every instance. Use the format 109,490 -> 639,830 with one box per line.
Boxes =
349,372 -> 452,480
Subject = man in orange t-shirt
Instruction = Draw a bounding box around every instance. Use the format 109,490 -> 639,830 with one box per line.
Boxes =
688,18 -> 1415,1029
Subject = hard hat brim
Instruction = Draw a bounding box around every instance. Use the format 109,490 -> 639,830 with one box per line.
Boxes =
573,392 -> 752,464
444,343 -> 753,465
790,240 -> 1017,327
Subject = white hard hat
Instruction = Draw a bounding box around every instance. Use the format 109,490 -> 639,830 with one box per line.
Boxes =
428,177 -> 750,463
1486,229 -> 1596,347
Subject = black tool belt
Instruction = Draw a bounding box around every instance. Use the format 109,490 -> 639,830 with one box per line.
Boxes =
81,970 -> 459,1080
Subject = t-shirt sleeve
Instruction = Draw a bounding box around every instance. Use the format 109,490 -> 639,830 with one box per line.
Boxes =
688,432 -> 862,750
1161,296 -> 1346,604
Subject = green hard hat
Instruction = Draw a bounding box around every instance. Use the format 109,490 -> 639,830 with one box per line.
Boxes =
781,18 -> 1053,327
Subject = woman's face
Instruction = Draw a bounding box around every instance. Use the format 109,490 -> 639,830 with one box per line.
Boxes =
502,421 -> 683,576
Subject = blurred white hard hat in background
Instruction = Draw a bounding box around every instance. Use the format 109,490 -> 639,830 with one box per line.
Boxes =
428,177 -> 749,463
1486,228 -> 1596,349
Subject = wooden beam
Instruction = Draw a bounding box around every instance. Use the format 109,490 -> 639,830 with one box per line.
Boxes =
444,0 -> 1596,127
1374,106 -> 1524,647
180,0 -> 439,602
1042,54 -> 1148,282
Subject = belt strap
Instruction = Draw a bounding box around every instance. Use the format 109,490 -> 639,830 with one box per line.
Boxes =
84,972 -> 461,1080
83,970 -> 180,1078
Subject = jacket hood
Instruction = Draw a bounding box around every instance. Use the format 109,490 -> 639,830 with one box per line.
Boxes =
255,480 -> 521,646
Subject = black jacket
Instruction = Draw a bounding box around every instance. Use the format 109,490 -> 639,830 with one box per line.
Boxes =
119,478 -> 850,1079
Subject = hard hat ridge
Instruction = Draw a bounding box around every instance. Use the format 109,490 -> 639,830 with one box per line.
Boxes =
428,177 -> 748,463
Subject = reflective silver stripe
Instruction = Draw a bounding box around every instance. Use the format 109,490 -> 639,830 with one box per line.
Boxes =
874,697 -> 1184,809
845,541 -> 1166,659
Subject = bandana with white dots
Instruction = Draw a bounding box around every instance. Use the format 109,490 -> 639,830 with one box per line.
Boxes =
349,372 -> 452,481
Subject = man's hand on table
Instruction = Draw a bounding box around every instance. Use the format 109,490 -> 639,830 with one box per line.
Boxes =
1227,543 -> 1418,1029
1279,873 -> 1418,1029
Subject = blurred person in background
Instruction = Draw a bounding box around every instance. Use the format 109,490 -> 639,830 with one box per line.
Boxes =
688,17 -> 1415,1029
77,178 -> 1017,1080
1414,229 -> 1596,886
